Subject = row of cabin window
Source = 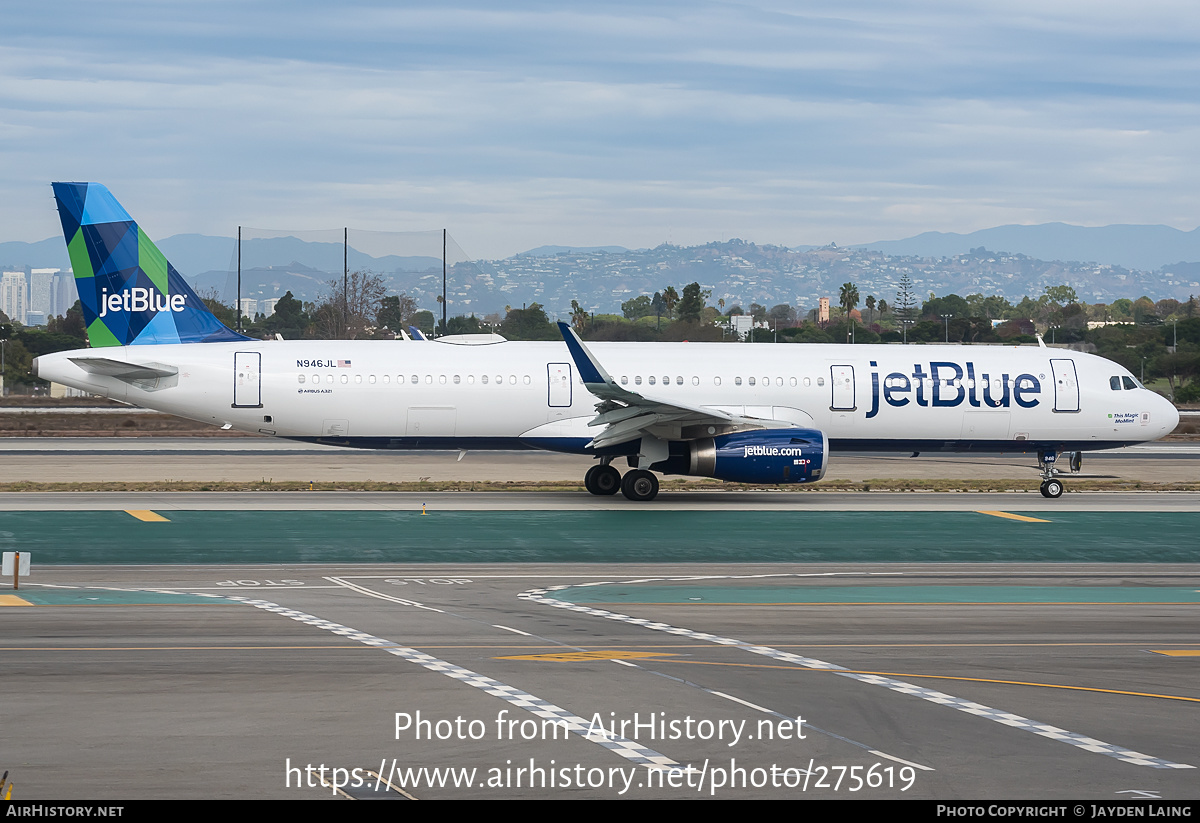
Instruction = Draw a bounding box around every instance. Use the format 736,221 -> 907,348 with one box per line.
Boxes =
621,375 -> 812,387
883,377 -> 1037,390
296,373 -> 823,388
298,374 -> 533,385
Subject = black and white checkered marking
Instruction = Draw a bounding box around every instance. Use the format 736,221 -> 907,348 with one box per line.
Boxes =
519,576 -> 1193,771
221,595 -> 677,770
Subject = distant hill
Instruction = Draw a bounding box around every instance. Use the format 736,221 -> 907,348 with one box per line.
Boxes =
5,227 -> 1199,319
857,223 -> 1200,271
0,238 -> 71,271
519,245 -> 630,257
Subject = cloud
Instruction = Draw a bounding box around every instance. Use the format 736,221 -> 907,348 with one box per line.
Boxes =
2,1 -> 1198,257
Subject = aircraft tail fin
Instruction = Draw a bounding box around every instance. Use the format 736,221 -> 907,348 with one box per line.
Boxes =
52,182 -> 251,347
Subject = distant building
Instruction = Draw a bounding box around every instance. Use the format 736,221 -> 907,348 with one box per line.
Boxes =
818,297 -> 830,323
730,314 -> 754,339
260,297 -> 281,316
1,270 -> 27,323
238,298 -> 258,319
29,268 -> 57,319
46,269 -> 77,318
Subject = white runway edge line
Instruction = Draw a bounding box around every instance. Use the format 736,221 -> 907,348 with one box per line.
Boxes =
518,575 -> 1194,771
213,594 -> 678,771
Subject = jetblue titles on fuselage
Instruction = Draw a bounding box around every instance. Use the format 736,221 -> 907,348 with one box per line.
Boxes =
866,359 -> 1041,418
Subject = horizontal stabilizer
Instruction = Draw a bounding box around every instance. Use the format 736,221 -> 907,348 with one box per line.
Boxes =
68,357 -> 178,381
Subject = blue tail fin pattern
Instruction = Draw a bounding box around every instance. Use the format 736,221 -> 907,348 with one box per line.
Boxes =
52,182 -> 249,347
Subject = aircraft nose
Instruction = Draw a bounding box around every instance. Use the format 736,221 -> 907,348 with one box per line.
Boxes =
1162,393 -> 1180,433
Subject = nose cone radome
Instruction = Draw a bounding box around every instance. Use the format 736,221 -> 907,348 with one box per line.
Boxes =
1160,394 -> 1180,434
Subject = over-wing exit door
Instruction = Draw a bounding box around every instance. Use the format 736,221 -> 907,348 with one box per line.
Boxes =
548,362 -> 572,407
830,365 -> 855,411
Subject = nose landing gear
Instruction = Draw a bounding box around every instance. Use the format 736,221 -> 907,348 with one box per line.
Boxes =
1038,450 -> 1064,498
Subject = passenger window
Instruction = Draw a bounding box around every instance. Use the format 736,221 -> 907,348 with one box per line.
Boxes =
748,377 -> 755,386
312,374 -> 319,384
803,377 -> 811,387
523,375 -> 531,385
789,377 -> 797,387
777,377 -> 784,387
714,377 -> 722,386
621,376 -> 628,385
635,376 -> 642,385
817,377 -> 825,387
481,374 -> 488,384
298,374 -> 305,384
735,377 -> 743,386
369,375 -> 376,384
509,375 -> 516,385
663,376 -> 669,385
355,374 -> 362,384
648,376 -> 656,385
467,375 -> 474,384
341,374 -> 349,384
692,376 -> 699,386
676,376 -> 683,385
424,375 -> 432,384
439,375 -> 447,385
453,375 -> 461,384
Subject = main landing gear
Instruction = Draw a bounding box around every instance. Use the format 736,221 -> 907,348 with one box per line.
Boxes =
583,460 -> 659,501
583,463 -> 621,496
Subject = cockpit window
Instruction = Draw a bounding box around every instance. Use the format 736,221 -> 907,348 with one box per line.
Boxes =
1122,376 -> 1137,390
1110,376 -> 1122,391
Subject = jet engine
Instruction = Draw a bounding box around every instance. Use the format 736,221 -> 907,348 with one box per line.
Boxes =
653,428 -> 829,484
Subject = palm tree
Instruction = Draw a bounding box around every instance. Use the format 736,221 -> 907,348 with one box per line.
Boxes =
839,282 -> 859,343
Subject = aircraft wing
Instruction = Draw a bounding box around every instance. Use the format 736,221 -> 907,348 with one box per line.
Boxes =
556,322 -> 788,449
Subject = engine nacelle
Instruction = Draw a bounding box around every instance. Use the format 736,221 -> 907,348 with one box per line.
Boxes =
653,428 -> 829,484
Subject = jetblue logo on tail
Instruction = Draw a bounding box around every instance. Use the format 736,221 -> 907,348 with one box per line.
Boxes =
99,288 -> 187,318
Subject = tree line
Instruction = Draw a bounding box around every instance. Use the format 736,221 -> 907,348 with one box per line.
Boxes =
3,270 -> 1199,402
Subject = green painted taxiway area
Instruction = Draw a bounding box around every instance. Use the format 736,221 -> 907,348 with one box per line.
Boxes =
549,584 -> 1200,605
1,509 -> 1198,564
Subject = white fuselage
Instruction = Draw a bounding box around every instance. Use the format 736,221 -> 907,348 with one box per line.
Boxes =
34,338 -> 1179,458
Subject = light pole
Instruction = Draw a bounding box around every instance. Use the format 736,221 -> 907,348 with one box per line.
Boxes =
941,314 -> 951,343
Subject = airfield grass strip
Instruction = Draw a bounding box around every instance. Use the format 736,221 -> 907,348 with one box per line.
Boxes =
0,479 -> 1197,493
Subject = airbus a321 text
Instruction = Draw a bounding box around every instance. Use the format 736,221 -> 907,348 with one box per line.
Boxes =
34,183 -> 1179,500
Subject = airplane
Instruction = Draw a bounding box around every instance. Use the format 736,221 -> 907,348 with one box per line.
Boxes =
33,182 -> 1180,501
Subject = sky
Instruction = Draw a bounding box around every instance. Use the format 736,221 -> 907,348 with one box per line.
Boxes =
3,0 -> 1199,259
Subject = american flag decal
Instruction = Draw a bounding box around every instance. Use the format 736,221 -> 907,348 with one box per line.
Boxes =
338,360 -> 352,367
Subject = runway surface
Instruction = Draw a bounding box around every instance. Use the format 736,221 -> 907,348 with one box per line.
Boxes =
2,486 -> 1199,801
1,437 -> 1197,484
